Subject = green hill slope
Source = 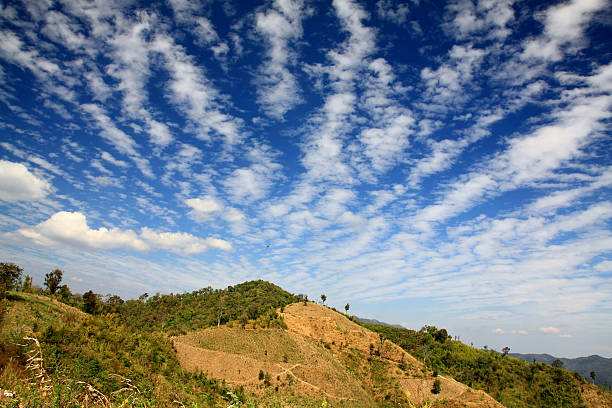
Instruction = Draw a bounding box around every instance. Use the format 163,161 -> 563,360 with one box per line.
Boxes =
355,321 -> 612,408
116,280 -> 297,335
0,292 -> 233,407
509,353 -> 612,389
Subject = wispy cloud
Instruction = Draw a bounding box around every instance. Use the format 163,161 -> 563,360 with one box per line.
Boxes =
254,0 -> 305,119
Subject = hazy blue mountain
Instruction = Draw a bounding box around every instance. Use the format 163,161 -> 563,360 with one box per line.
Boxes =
510,353 -> 612,388
355,316 -> 404,328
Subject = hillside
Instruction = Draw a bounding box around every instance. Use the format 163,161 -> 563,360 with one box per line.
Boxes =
2,281 -> 612,407
356,320 -> 612,408
174,302 -> 504,407
116,280 -> 298,335
509,353 -> 612,389
0,292 -> 230,407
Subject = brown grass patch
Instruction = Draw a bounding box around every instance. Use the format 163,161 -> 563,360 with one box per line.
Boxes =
173,326 -> 373,404
173,303 -> 505,408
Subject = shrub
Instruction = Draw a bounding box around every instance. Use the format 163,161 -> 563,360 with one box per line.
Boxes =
432,379 -> 441,394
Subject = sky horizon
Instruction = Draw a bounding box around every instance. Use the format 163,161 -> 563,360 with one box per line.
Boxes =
1,0 -> 611,359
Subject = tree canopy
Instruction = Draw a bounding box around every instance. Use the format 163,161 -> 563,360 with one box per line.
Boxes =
0,262 -> 23,299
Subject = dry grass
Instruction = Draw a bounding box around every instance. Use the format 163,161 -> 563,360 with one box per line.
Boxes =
173,327 -> 373,404
172,303 -> 505,408
281,303 -> 505,407
580,382 -> 612,408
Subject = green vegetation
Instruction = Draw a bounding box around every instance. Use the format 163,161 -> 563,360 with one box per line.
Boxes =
44,269 -> 63,295
0,292 -> 234,407
510,353 -> 612,390
0,262 -> 23,299
116,280 -> 297,335
2,261 -> 610,407
356,321 -> 598,407
0,273 -> 298,407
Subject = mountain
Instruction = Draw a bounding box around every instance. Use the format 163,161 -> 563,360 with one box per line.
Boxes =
2,282 -> 612,407
510,353 -> 612,388
354,316 -> 404,328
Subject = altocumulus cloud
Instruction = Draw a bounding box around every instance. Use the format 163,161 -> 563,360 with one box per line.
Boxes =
12,211 -> 231,254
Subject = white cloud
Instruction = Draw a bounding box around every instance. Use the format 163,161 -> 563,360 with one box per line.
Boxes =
492,328 -> 528,335
376,0 -> 410,25
223,143 -> 281,203
185,196 -> 245,223
447,0 -> 515,40
0,160 -> 51,202
186,196 -> 223,214
14,211 -> 231,254
421,45 -> 485,108
100,151 -> 128,168
82,103 -> 153,177
224,168 -> 268,202
0,30 -> 60,79
255,0 -> 304,119
414,63 -> 612,229
151,35 -> 243,145
17,211 -> 148,251
539,327 -> 573,338
522,0 -> 606,61
140,227 -> 232,254
359,111 -> 413,173
107,15 -> 173,147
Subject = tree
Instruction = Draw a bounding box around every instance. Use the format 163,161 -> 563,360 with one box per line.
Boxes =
22,275 -> 33,293
44,269 -> 63,294
590,371 -> 596,383
239,312 -> 248,329
552,359 -> 563,368
217,309 -> 224,327
320,294 -> 326,305
105,294 -> 123,313
344,303 -> 350,313
0,262 -> 23,299
83,290 -> 98,314
58,285 -> 72,301
501,346 -> 510,357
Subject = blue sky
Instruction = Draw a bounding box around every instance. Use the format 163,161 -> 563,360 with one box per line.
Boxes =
1,0 -> 611,358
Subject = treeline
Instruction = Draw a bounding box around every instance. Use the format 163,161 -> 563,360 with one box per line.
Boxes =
356,321 -> 594,408
1,262 -> 297,335
116,280 -> 297,335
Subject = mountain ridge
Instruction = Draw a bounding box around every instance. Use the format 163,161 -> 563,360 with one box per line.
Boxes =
509,353 -> 612,388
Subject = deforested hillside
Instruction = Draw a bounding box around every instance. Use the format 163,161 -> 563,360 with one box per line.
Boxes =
174,301 -> 505,408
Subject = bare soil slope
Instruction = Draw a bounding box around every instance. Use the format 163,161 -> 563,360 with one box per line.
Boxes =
174,302 -> 505,407
174,327 -> 373,404
282,303 -> 504,407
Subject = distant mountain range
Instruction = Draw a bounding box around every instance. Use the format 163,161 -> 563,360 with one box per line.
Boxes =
510,353 -> 612,388
354,316 -> 404,328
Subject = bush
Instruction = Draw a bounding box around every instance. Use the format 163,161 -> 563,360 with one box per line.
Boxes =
432,379 -> 441,394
